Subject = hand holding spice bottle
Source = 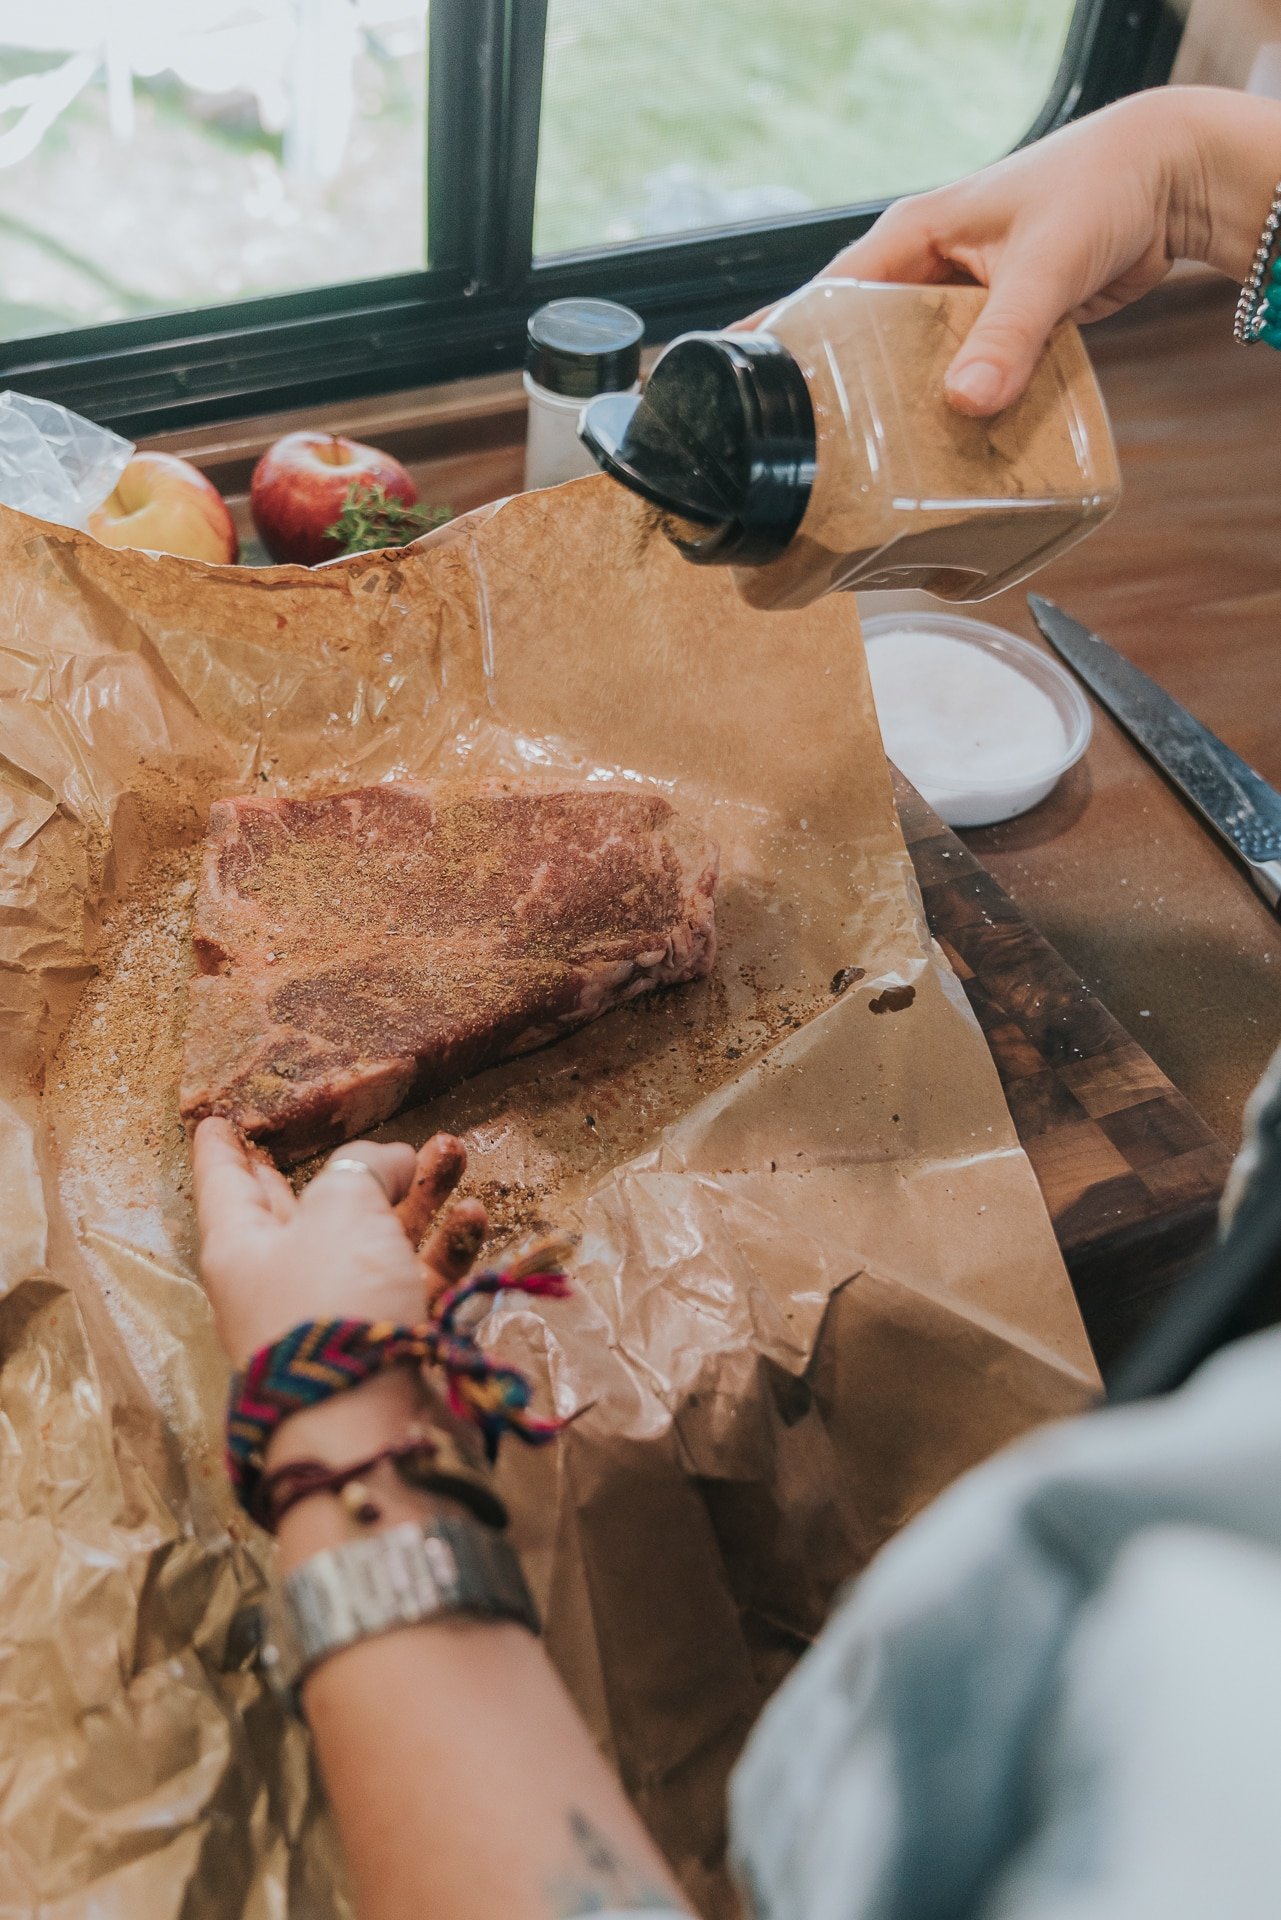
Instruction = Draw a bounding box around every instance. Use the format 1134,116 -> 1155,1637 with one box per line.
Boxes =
580,87 -> 1281,616
581,276 -> 1122,610
819,85 -> 1281,417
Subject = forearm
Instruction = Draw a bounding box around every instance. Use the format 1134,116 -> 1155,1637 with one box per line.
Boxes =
302,1613 -> 687,1920
273,1382 -> 690,1920
1164,85 -> 1281,279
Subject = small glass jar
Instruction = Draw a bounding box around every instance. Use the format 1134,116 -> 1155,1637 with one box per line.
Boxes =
524,298 -> 643,492
580,279 -> 1121,610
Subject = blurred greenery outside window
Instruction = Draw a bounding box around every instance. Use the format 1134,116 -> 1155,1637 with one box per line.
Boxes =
0,4 -> 427,343
0,1 -> 1076,348
533,0 -> 1078,256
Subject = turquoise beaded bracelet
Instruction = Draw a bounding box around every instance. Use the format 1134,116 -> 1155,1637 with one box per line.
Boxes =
1233,176 -> 1281,345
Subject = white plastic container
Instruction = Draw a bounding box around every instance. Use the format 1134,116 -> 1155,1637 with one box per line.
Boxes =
524,299 -> 643,491
862,611 -> 1093,828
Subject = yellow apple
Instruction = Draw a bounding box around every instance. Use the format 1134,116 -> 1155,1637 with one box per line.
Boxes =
88,451 -> 238,564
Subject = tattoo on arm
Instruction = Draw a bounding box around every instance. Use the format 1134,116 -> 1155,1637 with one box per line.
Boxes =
543,1807 -> 688,1917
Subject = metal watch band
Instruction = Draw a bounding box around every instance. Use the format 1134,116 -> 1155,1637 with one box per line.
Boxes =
260,1515 -> 538,1703
1235,172 -> 1281,343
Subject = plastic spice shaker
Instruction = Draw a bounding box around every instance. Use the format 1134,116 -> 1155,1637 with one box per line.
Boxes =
579,278 -> 1121,609
524,298 -> 644,491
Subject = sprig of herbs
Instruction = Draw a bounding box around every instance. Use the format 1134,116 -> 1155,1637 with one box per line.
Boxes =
324,480 -> 452,556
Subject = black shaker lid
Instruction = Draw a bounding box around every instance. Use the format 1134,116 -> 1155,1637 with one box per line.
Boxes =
525,298 -> 644,400
577,330 -> 816,565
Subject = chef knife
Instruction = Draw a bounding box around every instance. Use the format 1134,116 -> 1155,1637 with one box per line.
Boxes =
1028,594 -> 1281,912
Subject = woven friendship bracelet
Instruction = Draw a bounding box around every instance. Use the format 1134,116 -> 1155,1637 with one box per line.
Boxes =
1233,173 -> 1281,345
227,1265 -> 569,1523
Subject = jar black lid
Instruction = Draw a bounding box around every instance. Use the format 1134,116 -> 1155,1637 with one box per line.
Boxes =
525,298 -> 644,400
577,330 -> 816,565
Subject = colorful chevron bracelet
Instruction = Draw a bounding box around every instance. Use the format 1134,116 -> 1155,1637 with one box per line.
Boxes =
226,1262 -> 569,1525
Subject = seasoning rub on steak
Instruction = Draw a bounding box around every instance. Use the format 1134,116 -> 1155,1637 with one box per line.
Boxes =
180,782 -> 719,1163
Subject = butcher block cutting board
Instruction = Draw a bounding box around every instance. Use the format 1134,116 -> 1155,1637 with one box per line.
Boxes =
895,772 -> 1232,1380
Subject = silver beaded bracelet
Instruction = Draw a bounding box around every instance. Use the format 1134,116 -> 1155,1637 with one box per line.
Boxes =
1233,175 -> 1281,344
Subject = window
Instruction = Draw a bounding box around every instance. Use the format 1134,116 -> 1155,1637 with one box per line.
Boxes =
0,0 -> 1181,435
533,0 -> 1078,256
0,5 -> 428,339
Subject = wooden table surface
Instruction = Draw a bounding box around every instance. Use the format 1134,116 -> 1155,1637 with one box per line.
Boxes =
897,771 -> 1231,1371
969,280 -> 1281,1149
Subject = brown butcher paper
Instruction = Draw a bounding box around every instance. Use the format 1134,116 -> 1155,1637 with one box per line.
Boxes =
0,476 -> 1096,1917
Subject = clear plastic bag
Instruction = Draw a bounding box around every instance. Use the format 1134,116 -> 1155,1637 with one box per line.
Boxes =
0,390 -> 133,529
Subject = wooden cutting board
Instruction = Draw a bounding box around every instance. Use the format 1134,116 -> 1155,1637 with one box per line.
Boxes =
896,772 -> 1233,1380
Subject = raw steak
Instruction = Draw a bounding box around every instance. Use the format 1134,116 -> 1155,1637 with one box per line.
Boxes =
180,782 -> 719,1163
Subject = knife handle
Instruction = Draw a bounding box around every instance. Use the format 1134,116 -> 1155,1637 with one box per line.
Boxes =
1248,859 -> 1281,912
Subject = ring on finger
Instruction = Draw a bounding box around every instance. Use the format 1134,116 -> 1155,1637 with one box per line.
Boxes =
323,1156 -> 390,1198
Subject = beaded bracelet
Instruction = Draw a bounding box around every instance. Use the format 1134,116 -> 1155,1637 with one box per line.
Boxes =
262,1426 -> 511,1531
265,1438 -> 440,1528
227,1262 -> 568,1524
1233,175 -> 1281,344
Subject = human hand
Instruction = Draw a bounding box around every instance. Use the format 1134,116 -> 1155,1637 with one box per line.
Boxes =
745,87 -> 1281,419
813,90 -> 1197,417
193,1117 -> 488,1370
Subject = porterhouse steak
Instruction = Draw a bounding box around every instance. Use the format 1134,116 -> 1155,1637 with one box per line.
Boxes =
180,783 -> 719,1163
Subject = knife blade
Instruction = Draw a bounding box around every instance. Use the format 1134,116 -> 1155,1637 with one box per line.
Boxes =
1027,594 -> 1281,912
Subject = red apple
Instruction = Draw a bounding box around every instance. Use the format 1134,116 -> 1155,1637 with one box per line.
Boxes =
250,430 -> 417,566
88,451 -> 238,564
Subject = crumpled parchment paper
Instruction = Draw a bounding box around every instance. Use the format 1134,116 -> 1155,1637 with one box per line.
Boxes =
0,477 -> 1097,1918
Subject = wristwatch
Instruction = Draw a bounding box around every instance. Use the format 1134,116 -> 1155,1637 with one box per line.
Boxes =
258,1515 -> 539,1708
